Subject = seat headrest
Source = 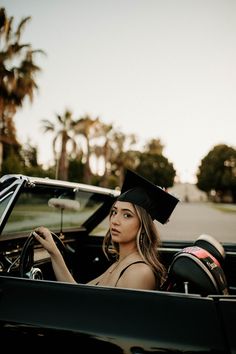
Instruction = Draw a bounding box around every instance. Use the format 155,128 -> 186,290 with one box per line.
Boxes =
194,234 -> 225,265
167,244 -> 228,296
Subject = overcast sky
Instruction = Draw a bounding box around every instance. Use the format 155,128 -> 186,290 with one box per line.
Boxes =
2,0 -> 236,183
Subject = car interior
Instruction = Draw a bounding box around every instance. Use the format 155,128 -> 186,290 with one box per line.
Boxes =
1,224 -> 235,298
0,175 -> 235,298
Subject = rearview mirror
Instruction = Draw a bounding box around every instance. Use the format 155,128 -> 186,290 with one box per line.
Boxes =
48,198 -> 80,211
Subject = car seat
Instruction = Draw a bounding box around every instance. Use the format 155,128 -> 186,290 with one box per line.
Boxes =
163,234 -> 229,296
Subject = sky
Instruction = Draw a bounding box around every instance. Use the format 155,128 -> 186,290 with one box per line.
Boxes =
2,0 -> 236,183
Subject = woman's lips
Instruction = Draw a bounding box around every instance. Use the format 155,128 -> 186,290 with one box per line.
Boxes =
111,228 -> 120,235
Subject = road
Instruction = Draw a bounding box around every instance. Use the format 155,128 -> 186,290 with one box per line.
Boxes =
158,202 -> 236,243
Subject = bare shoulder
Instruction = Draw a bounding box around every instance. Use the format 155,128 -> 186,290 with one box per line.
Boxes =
130,261 -> 154,274
117,262 -> 156,290
131,262 -> 156,282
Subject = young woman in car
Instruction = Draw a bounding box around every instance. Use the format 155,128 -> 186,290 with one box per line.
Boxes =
34,169 -> 179,290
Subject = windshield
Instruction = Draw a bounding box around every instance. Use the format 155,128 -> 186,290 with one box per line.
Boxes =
2,185 -> 107,237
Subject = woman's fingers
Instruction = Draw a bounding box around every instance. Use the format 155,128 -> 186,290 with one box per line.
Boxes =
34,226 -> 50,239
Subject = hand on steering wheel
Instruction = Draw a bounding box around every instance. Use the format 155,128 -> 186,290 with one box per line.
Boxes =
19,230 -> 68,279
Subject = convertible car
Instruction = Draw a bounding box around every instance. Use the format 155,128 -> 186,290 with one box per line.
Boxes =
0,173 -> 235,353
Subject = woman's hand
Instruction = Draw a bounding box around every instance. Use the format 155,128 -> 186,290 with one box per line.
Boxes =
33,226 -> 60,257
33,226 -> 76,284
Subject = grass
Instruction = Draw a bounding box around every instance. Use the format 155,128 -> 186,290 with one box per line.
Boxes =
211,203 -> 236,213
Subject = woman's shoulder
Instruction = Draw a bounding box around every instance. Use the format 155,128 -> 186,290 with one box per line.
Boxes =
116,261 -> 157,290
121,261 -> 150,273
125,261 -> 155,278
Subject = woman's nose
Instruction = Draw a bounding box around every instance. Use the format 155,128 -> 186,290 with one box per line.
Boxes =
111,214 -> 120,225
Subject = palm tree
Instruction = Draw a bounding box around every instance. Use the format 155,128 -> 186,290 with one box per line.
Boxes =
41,109 -> 78,180
0,7 -> 45,173
95,122 -> 114,185
108,130 -> 137,186
74,115 -> 101,184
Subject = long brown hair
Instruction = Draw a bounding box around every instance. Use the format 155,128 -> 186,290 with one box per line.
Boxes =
102,203 -> 167,288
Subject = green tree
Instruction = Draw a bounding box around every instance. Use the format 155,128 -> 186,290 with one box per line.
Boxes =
136,152 -> 176,188
133,138 -> 176,188
73,115 -> 101,184
41,109 -> 78,180
20,142 -> 52,177
2,145 -> 24,175
108,130 -> 137,186
0,7 -> 45,174
144,138 -> 164,155
94,122 -> 114,183
2,138 -> 53,177
21,142 -> 38,167
68,157 -> 85,183
197,144 -> 236,202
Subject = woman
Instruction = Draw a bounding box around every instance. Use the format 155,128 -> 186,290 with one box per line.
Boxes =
34,169 -> 179,290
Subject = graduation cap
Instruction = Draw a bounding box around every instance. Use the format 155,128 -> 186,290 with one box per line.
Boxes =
117,169 -> 179,224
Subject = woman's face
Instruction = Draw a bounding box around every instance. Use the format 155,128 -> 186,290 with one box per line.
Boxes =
109,201 -> 141,245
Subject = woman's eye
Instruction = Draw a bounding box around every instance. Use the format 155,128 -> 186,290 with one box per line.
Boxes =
111,209 -> 117,216
123,213 -> 131,218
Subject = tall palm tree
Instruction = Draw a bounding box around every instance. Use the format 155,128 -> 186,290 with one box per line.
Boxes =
0,7 -> 45,173
108,130 -> 137,186
74,115 -> 101,184
95,122 -> 114,185
41,109 -> 78,180
89,122 -> 114,185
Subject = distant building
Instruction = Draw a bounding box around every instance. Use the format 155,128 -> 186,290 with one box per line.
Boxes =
169,183 -> 208,202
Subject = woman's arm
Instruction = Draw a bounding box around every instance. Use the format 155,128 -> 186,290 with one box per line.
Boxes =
34,226 -> 77,284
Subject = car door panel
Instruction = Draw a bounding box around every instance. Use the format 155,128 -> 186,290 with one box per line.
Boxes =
0,275 -> 229,353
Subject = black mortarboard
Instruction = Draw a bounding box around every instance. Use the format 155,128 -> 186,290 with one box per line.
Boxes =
117,169 -> 179,224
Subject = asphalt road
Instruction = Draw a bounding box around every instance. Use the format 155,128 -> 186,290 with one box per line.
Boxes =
158,202 -> 236,243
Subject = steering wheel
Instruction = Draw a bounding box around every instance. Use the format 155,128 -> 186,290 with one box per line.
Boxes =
19,231 -> 68,279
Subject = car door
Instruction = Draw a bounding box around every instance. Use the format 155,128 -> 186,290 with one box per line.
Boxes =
215,295 -> 236,354
0,275 -> 229,353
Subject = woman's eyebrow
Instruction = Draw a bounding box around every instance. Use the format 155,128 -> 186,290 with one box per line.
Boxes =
120,208 -> 136,215
113,205 -> 136,215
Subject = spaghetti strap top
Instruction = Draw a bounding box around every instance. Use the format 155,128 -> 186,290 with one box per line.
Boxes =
114,261 -> 146,286
95,261 -> 146,286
